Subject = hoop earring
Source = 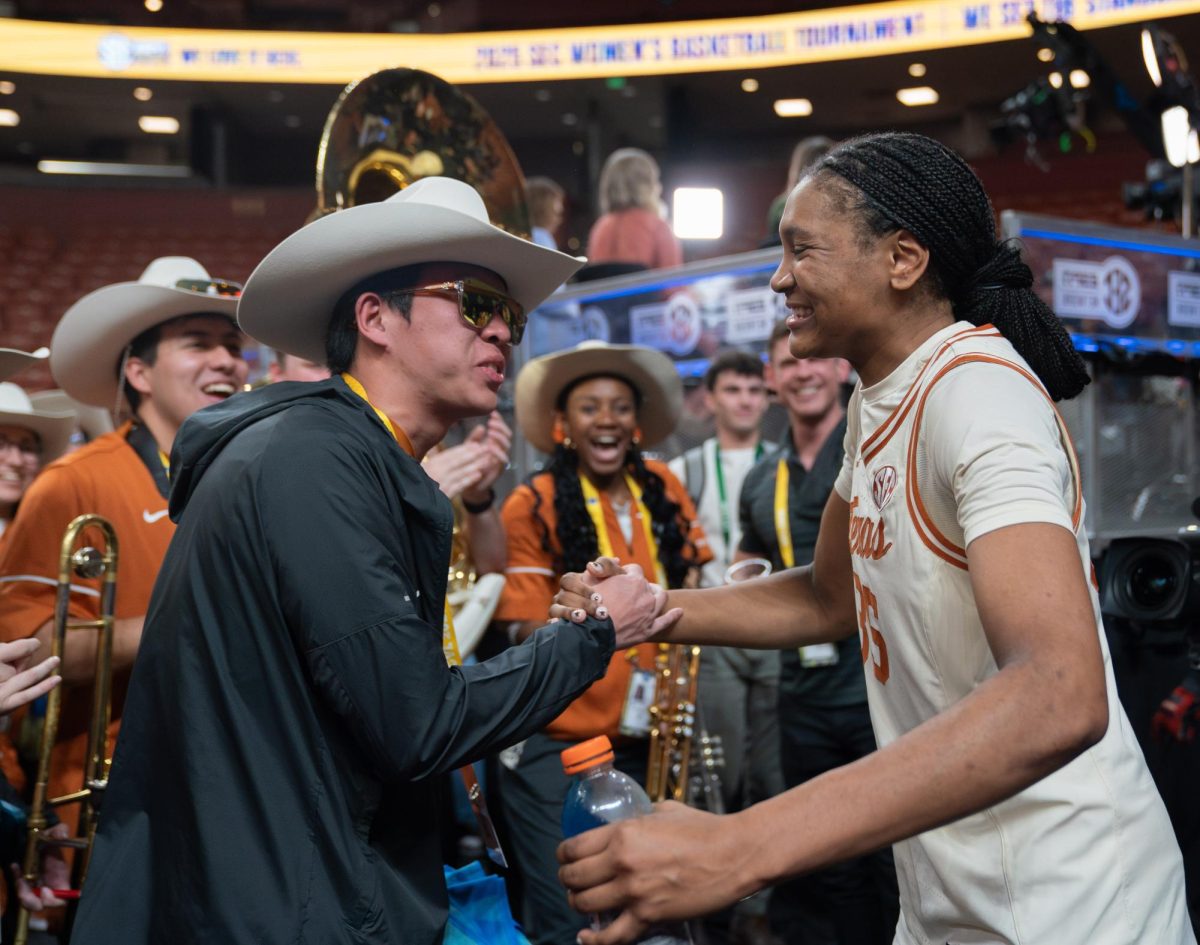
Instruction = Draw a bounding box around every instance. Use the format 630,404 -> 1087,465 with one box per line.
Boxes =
632,427 -> 643,446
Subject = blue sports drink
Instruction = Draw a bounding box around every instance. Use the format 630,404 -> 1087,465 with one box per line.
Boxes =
561,736 -> 690,945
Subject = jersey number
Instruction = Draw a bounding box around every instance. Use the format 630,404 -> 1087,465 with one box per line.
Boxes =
852,574 -> 889,684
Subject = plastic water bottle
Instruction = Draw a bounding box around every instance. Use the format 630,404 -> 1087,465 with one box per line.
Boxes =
561,735 -> 691,945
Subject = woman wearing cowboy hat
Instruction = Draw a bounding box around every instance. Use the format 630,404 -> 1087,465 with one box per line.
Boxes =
496,340 -> 711,945
0,382 -> 75,539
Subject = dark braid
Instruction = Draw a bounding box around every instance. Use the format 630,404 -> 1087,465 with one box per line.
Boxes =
532,444 -> 596,577
625,449 -> 692,590
529,443 -> 694,590
811,132 -> 1089,401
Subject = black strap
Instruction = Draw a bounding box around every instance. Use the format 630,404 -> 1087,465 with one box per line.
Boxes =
126,424 -> 171,500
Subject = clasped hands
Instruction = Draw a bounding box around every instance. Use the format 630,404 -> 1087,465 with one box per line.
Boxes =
549,557 -> 683,649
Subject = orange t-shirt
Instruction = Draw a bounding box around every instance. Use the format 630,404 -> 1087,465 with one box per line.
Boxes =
0,423 -> 174,811
496,459 -> 710,742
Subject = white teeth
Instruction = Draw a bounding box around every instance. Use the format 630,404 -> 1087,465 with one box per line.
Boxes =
203,383 -> 235,396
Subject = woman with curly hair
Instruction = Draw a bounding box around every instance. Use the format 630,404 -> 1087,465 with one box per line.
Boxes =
495,340 -> 710,945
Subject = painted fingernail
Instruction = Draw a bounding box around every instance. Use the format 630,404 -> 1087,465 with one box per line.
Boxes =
596,606 -> 609,619
590,593 -> 602,603
571,609 -> 586,622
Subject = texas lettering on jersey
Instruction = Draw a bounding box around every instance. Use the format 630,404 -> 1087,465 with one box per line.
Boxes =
848,496 -> 892,560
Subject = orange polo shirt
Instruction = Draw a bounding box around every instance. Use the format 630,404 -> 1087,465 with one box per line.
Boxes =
497,459 -> 710,742
0,423 -> 173,813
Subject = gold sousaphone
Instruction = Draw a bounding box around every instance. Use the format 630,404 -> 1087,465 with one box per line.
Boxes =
314,66 -> 531,240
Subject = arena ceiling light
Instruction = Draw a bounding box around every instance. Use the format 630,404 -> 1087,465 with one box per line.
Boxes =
0,108 -> 19,127
133,86 -> 153,101
773,98 -> 812,118
0,81 -> 14,95
741,78 -> 759,93
908,62 -> 926,77
672,187 -> 723,240
1069,69 -> 1091,88
37,160 -> 191,177
896,86 -> 939,107
138,115 -> 179,134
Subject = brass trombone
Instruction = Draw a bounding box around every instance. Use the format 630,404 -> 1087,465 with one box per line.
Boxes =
14,514 -> 118,945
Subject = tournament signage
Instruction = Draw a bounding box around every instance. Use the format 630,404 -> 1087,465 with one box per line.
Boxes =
2,0 -> 1200,84
1004,211 -> 1200,354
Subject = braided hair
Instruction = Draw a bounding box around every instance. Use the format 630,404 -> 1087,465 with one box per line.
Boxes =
527,378 -> 694,589
809,132 -> 1089,401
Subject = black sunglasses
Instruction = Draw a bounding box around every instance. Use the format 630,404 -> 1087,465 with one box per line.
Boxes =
401,279 -> 526,344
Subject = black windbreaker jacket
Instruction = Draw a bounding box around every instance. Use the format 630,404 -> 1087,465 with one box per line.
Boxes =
72,377 -> 615,944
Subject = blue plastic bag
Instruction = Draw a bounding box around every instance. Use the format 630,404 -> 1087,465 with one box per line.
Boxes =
443,862 -> 531,945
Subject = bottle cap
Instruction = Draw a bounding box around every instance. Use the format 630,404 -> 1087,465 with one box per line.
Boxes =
561,735 -> 614,776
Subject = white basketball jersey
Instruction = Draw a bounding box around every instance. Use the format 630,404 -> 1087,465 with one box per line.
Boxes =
834,322 -> 1194,945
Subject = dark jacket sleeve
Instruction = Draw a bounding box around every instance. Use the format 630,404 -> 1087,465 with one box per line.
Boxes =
259,425 -> 614,784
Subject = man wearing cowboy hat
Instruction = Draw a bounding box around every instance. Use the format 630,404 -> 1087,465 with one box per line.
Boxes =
0,257 -> 247,840
71,177 -> 674,945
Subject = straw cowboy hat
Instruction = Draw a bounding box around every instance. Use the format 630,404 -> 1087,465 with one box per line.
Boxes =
514,340 -> 682,454
237,176 -> 585,365
29,389 -> 114,443
0,347 -> 47,382
0,382 -> 76,462
50,257 -> 241,409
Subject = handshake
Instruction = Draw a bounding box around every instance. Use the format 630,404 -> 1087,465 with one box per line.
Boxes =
549,557 -> 684,649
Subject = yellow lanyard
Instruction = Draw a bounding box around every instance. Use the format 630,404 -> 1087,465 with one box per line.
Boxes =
774,458 -> 795,569
340,372 -> 415,457
578,472 -> 667,586
157,450 -> 170,475
340,372 -> 461,664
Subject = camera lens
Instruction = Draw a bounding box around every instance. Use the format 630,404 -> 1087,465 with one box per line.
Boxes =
1127,552 -> 1180,610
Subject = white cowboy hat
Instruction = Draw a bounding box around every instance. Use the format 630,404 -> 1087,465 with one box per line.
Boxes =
237,177 -> 585,364
0,383 -> 76,463
514,341 -> 682,454
50,257 -> 241,408
28,389 -> 114,443
0,347 -> 48,382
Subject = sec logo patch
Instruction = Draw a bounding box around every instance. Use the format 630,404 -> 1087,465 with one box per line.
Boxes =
872,465 -> 898,511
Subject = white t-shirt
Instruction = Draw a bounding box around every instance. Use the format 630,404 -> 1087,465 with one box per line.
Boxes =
669,440 -> 761,587
835,321 -> 1193,945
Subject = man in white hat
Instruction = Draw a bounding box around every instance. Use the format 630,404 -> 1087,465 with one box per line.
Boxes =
71,177 -> 672,945
0,257 -> 247,840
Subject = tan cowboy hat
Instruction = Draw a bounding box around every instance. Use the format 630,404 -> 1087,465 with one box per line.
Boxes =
0,347 -> 48,382
50,257 -> 241,408
237,177 -> 585,365
515,341 -> 682,454
0,383 -> 76,463
28,389 -> 114,443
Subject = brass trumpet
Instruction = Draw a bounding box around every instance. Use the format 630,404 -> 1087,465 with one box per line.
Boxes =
14,514 -> 118,945
645,643 -> 702,803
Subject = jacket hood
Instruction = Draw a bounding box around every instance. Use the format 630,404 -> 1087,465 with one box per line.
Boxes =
168,377 -> 407,520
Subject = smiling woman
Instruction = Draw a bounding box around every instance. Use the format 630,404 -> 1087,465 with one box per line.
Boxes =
494,340 -> 711,945
0,384 -> 75,537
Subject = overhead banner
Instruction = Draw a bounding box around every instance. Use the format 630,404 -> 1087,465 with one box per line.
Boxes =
1,0 -> 1199,85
